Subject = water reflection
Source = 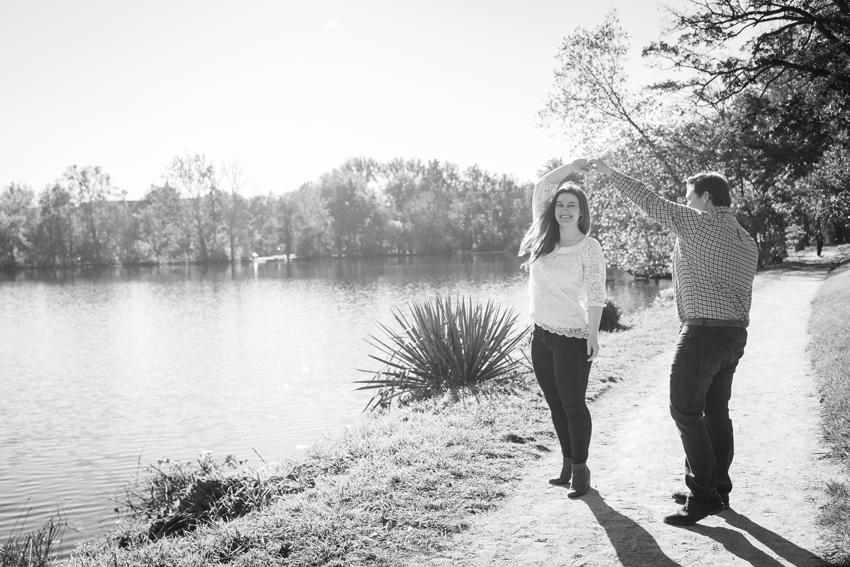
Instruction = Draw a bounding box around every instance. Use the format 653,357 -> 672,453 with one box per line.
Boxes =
0,254 -> 669,557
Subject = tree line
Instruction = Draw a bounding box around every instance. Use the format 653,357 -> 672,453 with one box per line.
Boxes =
0,156 -> 536,270
2,1 -> 848,276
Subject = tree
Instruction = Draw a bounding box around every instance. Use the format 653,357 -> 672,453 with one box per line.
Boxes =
646,0 -> 850,108
644,0 -> 850,256
801,142 -> 850,243
139,184 -> 184,263
62,165 -> 124,264
164,154 -> 220,263
542,11 -> 685,187
0,183 -> 38,268
319,167 -> 381,256
220,160 -> 249,263
35,183 -> 76,266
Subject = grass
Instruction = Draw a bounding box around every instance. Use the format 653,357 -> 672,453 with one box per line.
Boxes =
64,296 -> 681,567
0,511 -> 65,567
808,261 -> 850,566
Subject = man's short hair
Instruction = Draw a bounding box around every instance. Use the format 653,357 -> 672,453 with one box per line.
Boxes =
687,172 -> 732,207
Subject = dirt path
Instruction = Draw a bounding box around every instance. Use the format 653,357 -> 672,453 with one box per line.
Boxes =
419,268 -> 841,566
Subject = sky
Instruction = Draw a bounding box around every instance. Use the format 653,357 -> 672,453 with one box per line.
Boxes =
0,0 -> 691,199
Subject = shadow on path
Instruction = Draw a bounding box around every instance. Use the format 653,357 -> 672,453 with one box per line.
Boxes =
684,510 -> 829,567
581,490 -> 683,567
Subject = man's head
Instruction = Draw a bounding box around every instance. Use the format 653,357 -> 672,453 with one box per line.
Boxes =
685,172 -> 732,211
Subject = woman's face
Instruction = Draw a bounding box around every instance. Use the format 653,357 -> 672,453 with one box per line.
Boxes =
554,192 -> 581,229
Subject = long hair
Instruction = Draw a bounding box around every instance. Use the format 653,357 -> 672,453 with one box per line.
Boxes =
518,183 -> 591,269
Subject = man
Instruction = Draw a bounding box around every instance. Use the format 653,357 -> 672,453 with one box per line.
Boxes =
587,159 -> 759,526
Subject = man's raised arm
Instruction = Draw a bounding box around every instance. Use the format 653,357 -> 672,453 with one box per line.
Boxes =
588,159 -> 700,235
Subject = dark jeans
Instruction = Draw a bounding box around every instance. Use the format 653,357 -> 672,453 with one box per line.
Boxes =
670,324 -> 748,507
531,325 -> 593,464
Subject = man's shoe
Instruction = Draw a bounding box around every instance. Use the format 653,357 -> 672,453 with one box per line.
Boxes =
663,502 -> 725,526
671,490 -> 730,510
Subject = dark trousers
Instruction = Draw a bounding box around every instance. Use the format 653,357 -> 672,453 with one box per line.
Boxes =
669,324 -> 747,506
531,325 -> 593,464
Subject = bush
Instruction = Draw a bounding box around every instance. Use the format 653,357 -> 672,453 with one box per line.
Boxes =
357,295 -> 530,411
118,452 -> 295,542
600,299 -> 626,332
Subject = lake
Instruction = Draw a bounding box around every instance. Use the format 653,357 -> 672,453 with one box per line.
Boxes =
0,253 -> 670,557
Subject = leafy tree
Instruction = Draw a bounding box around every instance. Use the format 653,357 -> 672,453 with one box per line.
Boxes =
542,11 -> 684,186
290,183 -> 328,258
277,192 -> 297,258
319,167 -> 381,256
645,0 -> 850,254
0,183 -> 38,268
35,183 -> 76,266
220,161 -> 249,263
245,194 -> 278,256
62,165 -> 124,263
801,142 -> 850,243
139,184 -> 185,263
164,154 -> 220,263
646,0 -> 850,107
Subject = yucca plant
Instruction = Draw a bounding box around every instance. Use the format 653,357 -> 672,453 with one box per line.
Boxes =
357,295 -> 531,411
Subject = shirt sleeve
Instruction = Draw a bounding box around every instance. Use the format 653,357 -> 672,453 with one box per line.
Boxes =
610,171 -> 703,237
532,176 -> 558,221
583,239 -> 607,307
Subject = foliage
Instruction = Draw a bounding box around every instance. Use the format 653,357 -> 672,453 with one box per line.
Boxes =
645,0 -> 850,107
319,167 -> 383,256
62,165 -> 125,264
163,154 -> 221,263
357,296 -> 530,411
541,11 -> 684,185
599,299 -> 627,332
139,183 -> 186,263
642,0 -> 850,253
0,183 -> 38,268
33,183 -> 76,267
800,142 -> 850,244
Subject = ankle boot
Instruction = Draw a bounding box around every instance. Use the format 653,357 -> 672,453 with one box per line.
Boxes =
567,463 -> 590,498
548,457 -> 572,486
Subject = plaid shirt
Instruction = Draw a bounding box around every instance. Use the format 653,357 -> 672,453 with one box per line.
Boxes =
610,171 -> 759,326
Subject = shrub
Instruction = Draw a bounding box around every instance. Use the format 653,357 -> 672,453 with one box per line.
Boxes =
357,295 -> 530,411
599,299 -> 626,332
118,452 -> 296,542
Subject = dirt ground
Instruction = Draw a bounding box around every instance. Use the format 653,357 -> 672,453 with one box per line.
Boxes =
416,245 -> 850,567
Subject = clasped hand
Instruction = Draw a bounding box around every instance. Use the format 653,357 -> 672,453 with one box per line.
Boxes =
570,158 -> 613,177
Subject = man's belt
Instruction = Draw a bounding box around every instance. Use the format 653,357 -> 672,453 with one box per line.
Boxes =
683,318 -> 745,328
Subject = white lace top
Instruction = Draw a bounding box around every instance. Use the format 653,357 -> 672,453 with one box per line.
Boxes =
527,177 -> 608,339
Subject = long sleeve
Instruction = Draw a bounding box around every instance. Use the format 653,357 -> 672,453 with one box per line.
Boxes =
609,171 -> 702,237
532,176 -> 558,221
583,239 -> 607,307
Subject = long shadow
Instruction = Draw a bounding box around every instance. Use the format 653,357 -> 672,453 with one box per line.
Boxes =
580,490 -> 683,567
683,510 -> 829,567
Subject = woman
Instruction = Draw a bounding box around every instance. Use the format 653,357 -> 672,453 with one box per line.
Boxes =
519,158 -> 607,498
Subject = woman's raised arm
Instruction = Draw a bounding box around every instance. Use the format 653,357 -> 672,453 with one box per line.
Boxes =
532,159 -> 588,220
